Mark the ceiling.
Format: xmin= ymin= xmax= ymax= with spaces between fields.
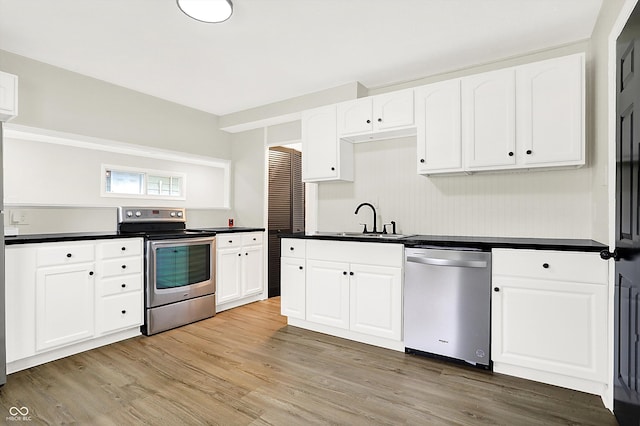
xmin=0 ymin=0 xmax=603 ymax=117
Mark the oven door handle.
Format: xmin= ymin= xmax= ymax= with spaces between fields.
xmin=406 ymin=256 xmax=487 ymax=268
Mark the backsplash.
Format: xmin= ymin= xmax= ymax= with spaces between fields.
xmin=3 ymin=207 xmax=235 ymax=235
xmin=316 ymin=137 xmax=593 ymax=239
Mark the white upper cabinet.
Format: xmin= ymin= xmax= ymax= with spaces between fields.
xmin=415 ymin=79 xmax=463 ymax=174
xmin=301 ymin=52 xmax=585 ymax=179
xmin=417 ymin=52 xmax=585 ymax=175
xmin=0 ymin=71 xmax=18 ymax=122
xmin=463 ymin=68 xmax=517 ymax=170
xmin=516 ymin=53 xmax=584 ymax=167
xmin=302 ymin=104 xmax=354 ymax=182
xmin=372 ymin=90 xmax=415 ymax=132
xmin=337 ymin=89 xmax=415 ymax=142
xmin=337 ymin=98 xmax=372 ymax=136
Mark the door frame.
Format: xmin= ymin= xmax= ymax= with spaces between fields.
xmin=262 ymin=132 xmax=318 ymax=237
xmin=607 ymin=0 xmax=640 ymax=411
xmin=262 ymin=129 xmax=318 ymax=298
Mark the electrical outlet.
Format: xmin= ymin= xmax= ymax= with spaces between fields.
xmin=10 ymin=211 xmax=28 ymax=225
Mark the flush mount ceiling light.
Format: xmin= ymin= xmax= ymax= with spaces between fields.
xmin=177 ymin=0 xmax=233 ymax=23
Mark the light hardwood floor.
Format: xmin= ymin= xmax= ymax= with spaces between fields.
xmin=0 ymin=298 xmax=618 ymax=425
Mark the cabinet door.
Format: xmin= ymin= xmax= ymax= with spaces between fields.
xmin=306 ymin=259 xmax=350 ymax=329
xmin=281 ymin=257 xmax=306 ymax=319
xmin=242 ymin=244 xmax=264 ymax=297
xmin=36 ymin=263 xmax=95 ymax=351
xmin=415 ymin=80 xmax=463 ymax=174
xmin=302 ymin=105 xmax=341 ymax=181
xmin=373 ymin=89 xmax=414 ymax=132
xmin=349 ymin=264 xmax=402 ymax=340
xmin=463 ymin=68 xmax=516 ymax=169
xmin=516 ymin=54 xmax=584 ymax=166
xmin=492 ymin=277 xmax=607 ymax=382
xmin=216 ymin=246 xmax=242 ymax=304
xmin=337 ymin=98 xmax=373 ymax=136
xmin=0 ymin=71 xmax=18 ymax=122
xmin=97 ymin=292 xmax=143 ymax=335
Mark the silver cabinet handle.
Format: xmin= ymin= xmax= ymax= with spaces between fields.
xmin=406 ymin=256 xmax=487 ymax=268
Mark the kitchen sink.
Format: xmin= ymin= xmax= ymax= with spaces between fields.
xmin=312 ymin=231 xmax=412 ymax=240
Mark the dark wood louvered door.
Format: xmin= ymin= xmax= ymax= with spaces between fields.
xmin=268 ymin=147 xmax=304 ymax=297
xmin=612 ymin=33 xmax=640 ymax=426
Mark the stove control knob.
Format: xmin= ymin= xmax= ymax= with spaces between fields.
xmin=126 ymin=211 xmax=133 ymax=218
xmin=135 ymin=211 xmax=142 ymax=217
xmin=170 ymin=212 xmax=176 ymax=217
xmin=177 ymin=211 xmax=183 ymax=217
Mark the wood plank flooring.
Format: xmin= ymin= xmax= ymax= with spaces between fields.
xmin=0 ymin=298 xmax=618 ymax=425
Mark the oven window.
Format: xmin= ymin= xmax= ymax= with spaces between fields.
xmin=155 ymin=244 xmax=211 ymax=289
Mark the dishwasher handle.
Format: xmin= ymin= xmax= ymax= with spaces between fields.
xmin=406 ymin=255 xmax=488 ymax=268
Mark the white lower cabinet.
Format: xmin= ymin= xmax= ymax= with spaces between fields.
xmin=281 ymin=239 xmax=404 ymax=351
xmin=306 ymin=259 xmax=350 ymax=329
xmin=491 ymin=248 xmax=608 ymax=395
xmin=216 ymin=232 xmax=265 ymax=311
xmin=95 ymin=238 xmax=143 ymax=335
xmin=5 ymin=238 xmax=144 ymax=373
xmin=280 ymin=239 xmax=306 ymax=319
xmin=36 ymin=262 xmax=95 ymax=351
xmin=349 ymin=263 xmax=402 ymax=340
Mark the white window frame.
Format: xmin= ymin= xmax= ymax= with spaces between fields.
xmin=101 ymin=164 xmax=187 ymax=201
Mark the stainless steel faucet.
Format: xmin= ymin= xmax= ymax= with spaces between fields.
xmin=354 ymin=202 xmax=378 ymax=234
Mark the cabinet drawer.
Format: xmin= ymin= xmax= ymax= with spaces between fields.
xmin=242 ymin=232 xmax=263 ymax=246
xmin=100 ymin=275 xmax=142 ymax=297
xmin=37 ymin=244 xmax=95 ymax=267
xmin=492 ymin=249 xmax=607 ymax=285
xmin=217 ymin=234 xmax=242 ymax=249
xmin=98 ymin=293 xmax=143 ymax=334
xmin=281 ymin=238 xmax=306 ymax=258
xmin=101 ymin=257 xmax=142 ymax=278
xmin=307 ymin=240 xmax=403 ymax=268
xmin=98 ymin=239 xmax=142 ymax=259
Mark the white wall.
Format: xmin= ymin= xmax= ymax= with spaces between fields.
xmin=588 ymin=0 xmax=627 ymax=244
xmin=317 ymin=138 xmax=593 ymax=238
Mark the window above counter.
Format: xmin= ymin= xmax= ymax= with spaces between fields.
xmin=102 ymin=165 xmax=186 ymax=200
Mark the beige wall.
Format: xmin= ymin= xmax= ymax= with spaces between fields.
xmin=231 ymin=128 xmax=265 ymax=227
xmin=0 ymin=49 xmax=234 ymax=233
xmin=0 ymin=50 xmax=230 ymax=159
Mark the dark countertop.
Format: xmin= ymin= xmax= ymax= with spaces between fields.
xmin=5 ymin=227 xmax=266 ymax=246
xmin=5 ymin=232 xmax=136 ymax=245
xmin=280 ymin=232 xmax=607 ymax=252
xmin=190 ymin=227 xmax=265 ymax=234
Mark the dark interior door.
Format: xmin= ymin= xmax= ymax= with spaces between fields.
xmin=612 ymin=34 xmax=640 ymax=426
xmin=267 ymin=147 xmax=304 ymax=298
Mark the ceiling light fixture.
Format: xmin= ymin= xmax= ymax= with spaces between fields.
xmin=177 ymin=0 xmax=233 ymax=23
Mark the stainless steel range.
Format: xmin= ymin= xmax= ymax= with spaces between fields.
xmin=117 ymin=207 xmax=216 ymax=335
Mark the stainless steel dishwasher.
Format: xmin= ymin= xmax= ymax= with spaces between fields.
xmin=404 ymin=246 xmax=492 ymax=369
